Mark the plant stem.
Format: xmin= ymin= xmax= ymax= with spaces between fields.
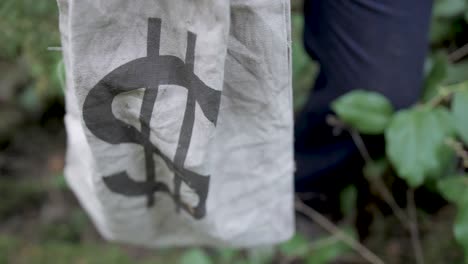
xmin=349 ymin=129 xmax=372 ymax=164
xmin=448 ymin=42 xmax=468 ymax=62
xmin=425 ymin=76 xmax=468 ymax=108
xmin=407 ymin=189 xmax=425 ymax=264
xmin=327 ymin=115 xmax=410 ymax=227
xmin=446 ymin=138 xmax=468 ymax=168
xmin=326 ymin=115 xmax=373 ymax=164
xmin=295 ymin=197 xmax=385 ymax=264
xmin=371 ymin=177 xmax=410 ymax=229
xmin=427 ymin=88 xmax=452 ymax=108
xmin=354 ymin=130 xmax=411 ymax=228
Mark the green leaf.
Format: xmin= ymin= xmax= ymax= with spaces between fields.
xmin=54 ymin=59 xmax=66 ymax=94
xmin=423 ymin=52 xmax=448 ymax=102
xmin=454 ymin=199 xmax=468 ymax=263
xmin=340 ymin=185 xmax=357 ymax=217
xmin=50 ymin=173 xmax=67 ymax=190
xmin=246 ymin=247 xmax=275 ymax=264
xmin=437 ymin=175 xmax=468 ymax=204
xmin=452 ymin=85 xmax=468 ymax=144
xmin=305 ymin=228 xmax=355 ymax=264
xmin=216 ymin=248 xmax=238 ymax=264
xmin=430 ymin=18 xmax=456 ymax=44
xmin=433 ymin=0 xmax=466 ymax=18
xmin=17 ymin=85 xmax=42 ymax=113
xmin=180 ymin=249 xmax=213 ymax=264
xmin=385 ymin=106 xmax=456 ymax=187
xmin=332 ymin=90 xmax=394 ymax=135
xmin=446 ymin=61 xmax=468 ymax=84
xmin=279 ymin=234 xmax=309 ymax=257
xmin=438 ymin=174 xmax=468 ymax=262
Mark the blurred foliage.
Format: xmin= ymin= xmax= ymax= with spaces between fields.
xmin=280 ymin=232 xmax=355 ymax=264
xmin=0 ymin=234 xmax=184 ymax=264
xmin=0 ymin=0 xmax=62 ymax=97
xmin=333 ymin=80 xmax=468 ymax=262
xmin=385 ymin=106 xmax=456 ymax=187
xmin=0 ymin=0 xmax=63 ymax=142
xmin=452 ymin=87 xmax=468 ymax=144
xmin=0 ymin=179 xmax=46 ymax=219
xmin=331 ymin=90 xmax=394 ymax=135
xmin=430 ymin=0 xmax=468 ymax=45
xmin=424 ymin=0 xmax=468 ymax=102
xmin=291 ymin=14 xmax=318 ymax=111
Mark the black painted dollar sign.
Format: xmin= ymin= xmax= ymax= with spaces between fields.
xmin=82 ymin=18 xmax=221 ymax=219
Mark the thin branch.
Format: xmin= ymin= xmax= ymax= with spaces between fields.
xmin=326 ymin=115 xmax=426 ymax=263
xmin=349 ymin=129 xmax=373 ymax=164
xmin=326 ymin=115 xmax=346 ymax=136
xmin=309 ymin=234 xmax=342 ymax=250
xmin=350 ymin=128 xmax=409 ymax=226
xmin=428 ymin=93 xmax=451 ymax=108
xmin=326 ymin=115 xmax=410 ymax=227
xmin=407 ymin=189 xmax=425 ymax=264
xmin=426 ymin=81 xmax=468 ymax=109
xmin=446 ymin=138 xmax=468 ymax=168
xmin=448 ymin=42 xmax=468 ymax=63
xmin=295 ymin=197 xmax=385 ymax=264
xmin=326 ymin=115 xmax=372 ymax=163
xmin=296 ymin=191 xmax=326 ymax=201
xmin=371 ymin=178 xmax=410 ymax=229
xmin=47 ymin=46 xmax=62 ymax=51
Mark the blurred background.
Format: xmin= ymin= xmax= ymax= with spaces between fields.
xmin=1 ymin=0 xmax=468 ymax=263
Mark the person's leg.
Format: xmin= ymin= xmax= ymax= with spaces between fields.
xmin=295 ymin=0 xmax=433 ymax=208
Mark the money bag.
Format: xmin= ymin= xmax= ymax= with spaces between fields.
xmin=58 ymin=0 xmax=294 ymax=247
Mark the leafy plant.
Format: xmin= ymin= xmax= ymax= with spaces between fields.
xmin=180 ymin=249 xmax=213 ymax=264
xmin=385 ymin=106 xmax=455 ymax=187
xmin=280 ymin=233 xmax=354 ymax=264
xmin=331 ymin=90 xmax=394 ymax=135
xmin=331 ymin=79 xmax=468 ymax=262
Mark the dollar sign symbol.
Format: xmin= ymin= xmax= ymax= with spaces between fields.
xmin=82 ymin=18 xmax=221 ymax=219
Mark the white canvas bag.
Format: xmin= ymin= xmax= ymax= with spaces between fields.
xmin=58 ymin=0 xmax=294 ymax=247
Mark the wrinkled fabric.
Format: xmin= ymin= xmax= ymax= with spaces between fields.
xmin=58 ymin=0 xmax=293 ymax=247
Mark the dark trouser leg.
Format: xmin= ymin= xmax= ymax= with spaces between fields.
xmin=295 ymin=0 xmax=433 ymax=207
